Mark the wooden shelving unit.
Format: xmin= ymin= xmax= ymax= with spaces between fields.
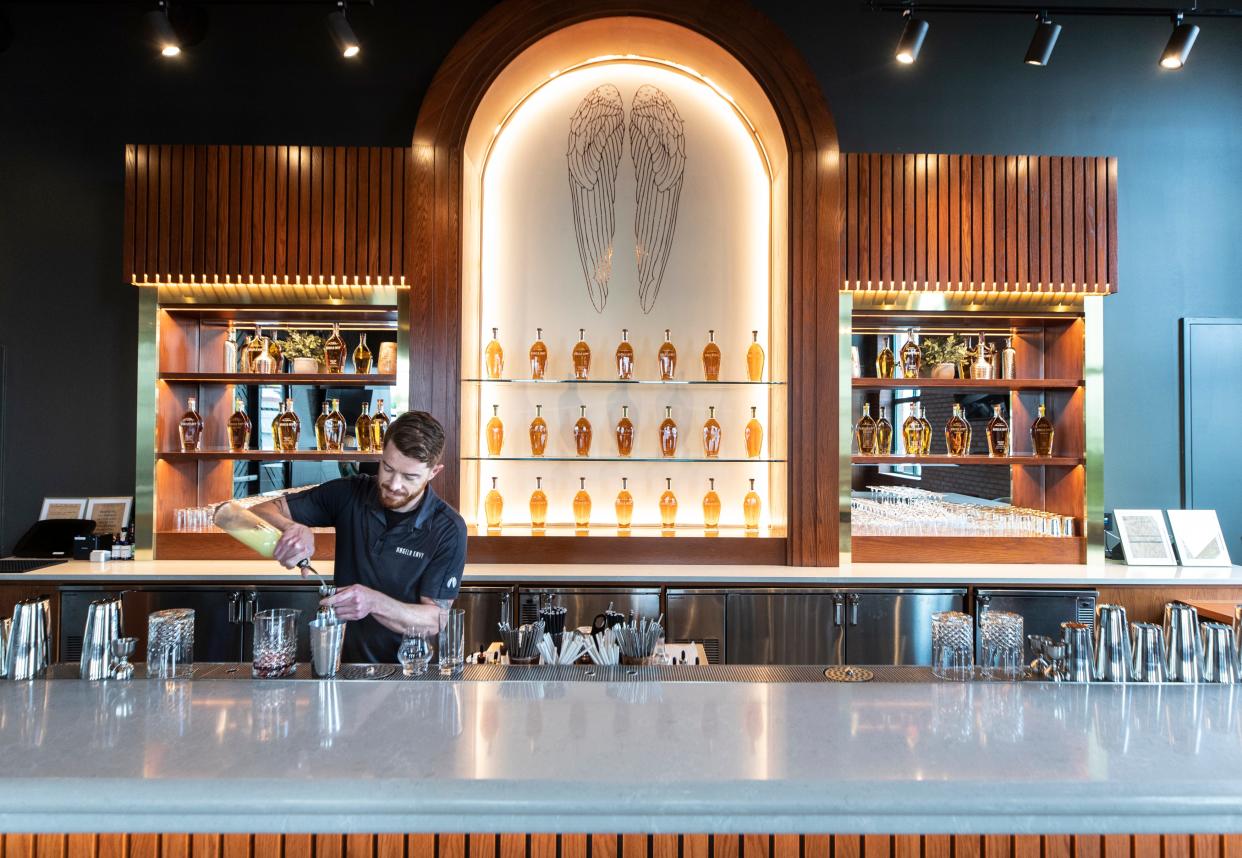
xmin=851 ymin=454 xmax=1082 ymax=467
xmin=158 ymin=450 xmax=380 ymax=462
xmin=160 ymin=372 xmax=396 ymax=386
xmin=851 ymin=378 xmax=1082 ymax=391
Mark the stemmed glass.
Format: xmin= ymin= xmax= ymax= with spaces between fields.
xmin=398 ymin=628 xmax=432 ymax=676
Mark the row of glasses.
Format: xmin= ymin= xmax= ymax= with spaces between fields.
xmin=853 ymin=487 xmax=1075 ymax=538
xmin=173 ymin=506 xmax=216 ymax=531
xmin=397 ymin=608 xmax=465 ymax=676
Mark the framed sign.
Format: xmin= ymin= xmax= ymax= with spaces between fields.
xmin=1167 ymin=509 xmax=1233 ymax=567
xmin=1114 ymin=509 xmax=1177 ymax=566
xmin=40 ymin=497 xmax=88 ymax=520
xmin=86 ymin=496 xmax=133 ymax=536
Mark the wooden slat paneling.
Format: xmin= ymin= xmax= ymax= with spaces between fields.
xmin=123 ymin=144 xmax=410 ymax=284
xmin=842 ymin=152 xmax=1117 ymax=293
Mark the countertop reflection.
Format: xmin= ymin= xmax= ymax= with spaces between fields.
xmin=1 ymin=678 xmax=1241 ymax=834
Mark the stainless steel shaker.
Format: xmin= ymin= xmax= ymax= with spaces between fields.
xmin=1061 ymin=621 xmax=1095 ymax=683
xmin=1130 ymin=622 xmax=1167 ymax=682
xmin=6 ymin=596 xmax=52 ymax=680
xmin=1093 ymin=604 xmax=1131 ymax=682
xmin=1201 ymin=622 xmax=1238 ymax=684
xmin=1163 ymin=602 xmax=1204 ymax=683
xmin=80 ymin=597 xmax=125 ymax=680
xmin=0 ymin=617 xmax=11 ymax=679
xmin=309 ymin=618 xmax=345 ymax=678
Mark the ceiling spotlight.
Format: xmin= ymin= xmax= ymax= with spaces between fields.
xmin=1160 ymin=14 xmax=1200 ymax=69
xmin=326 ymin=2 xmax=361 ymax=59
xmin=145 ymin=1 xmax=181 ymax=58
xmin=895 ymin=11 xmax=929 ymax=64
xmin=1024 ymin=13 xmax=1062 ymax=66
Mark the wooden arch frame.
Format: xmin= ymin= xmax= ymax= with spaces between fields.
xmin=409 ymin=0 xmax=841 ymax=566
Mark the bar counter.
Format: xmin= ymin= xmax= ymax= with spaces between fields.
xmin=2 ymin=672 xmax=1241 ymax=835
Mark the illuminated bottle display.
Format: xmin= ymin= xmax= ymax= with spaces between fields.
xmin=352 ymin=333 xmax=372 ymax=374
xmin=615 ymin=405 xmax=634 ymax=457
xmin=484 ymin=327 xmax=504 ymax=379
xmin=702 ymin=478 xmax=721 ymax=531
xmin=902 ymin=407 xmax=923 ymax=456
xmin=658 ymin=329 xmax=678 ymax=381
xmin=529 ymin=477 xmax=548 ymax=531
xmin=324 ymin=399 xmax=346 ymax=452
xmin=1031 ymin=403 xmax=1056 ymax=457
xmin=659 ymin=406 xmax=679 ymax=458
xmin=702 ymin=330 xmax=721 ymax=381
xmin=572 ymin=477 xmax=592 ymax=529
xmin=743 ymin=478 xmax=761 ymax=531
xmin=875 ymin=405 xmax=893 ymax=455
xmin=615 ymin=328 xmax=634 ymax=380
xmin=746 ymin=330 xmax=765 ymax=383
xmin=659 ymin=478 xmax=678 ymax=530
xmin=702 ymin=406 xmax=722 ymax=458
xmin=178 ymin=396 xmax=204 ymax=452
xmin=273 ymin=398 xmax=300 ymax=452
xmin=355 ymin=401 xmax=373 ymax=452
xmin=615 ymin=477 xmax=634 ymax=530
xmin=944 ymin=403 xmax=972 ymax=457
xmin=745 ymin=406 xmax=763 ymax=458
xmin=486 ymin=404 xmax=504 ymax=456
xmin=484 ymin=477 xmax=503 ymax=531
xmin=854 ymin=402 xmax=878 ymax=455
xmin=573 ymin=405 xmax=593 ymax=457
xmin=917 ymin=403 xmax=933 ymax=455
xmin=899 ymin=330 xmax=921 ymax=379
xmin=371 ymin=399 xmax=389 ymax=450
xmin=323 ymin=322 xmax=347 ymax=374
xmin=876 ymin=336 xmax=896 ymax=379
xmin=528 ymin=405 xmax=548 ymax=456
xmin=986 ymin=404 xmax=1010 ymax=457
xmin=572 ymin=328 xmax=591 ymax=380
xmin=529 ymin=328 xmax=548 ymax=379
xmin=227 ymin=396 xmax=251 ymax=452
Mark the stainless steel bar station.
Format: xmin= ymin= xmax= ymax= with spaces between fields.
xmin=2 ymin=0 xmax=1242 ymax=856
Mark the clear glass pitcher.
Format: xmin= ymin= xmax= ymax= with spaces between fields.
xmin=214 ymin=500 xmax=281 ymax=557
xmin=253 ymin=608 xmax=300 ymax=678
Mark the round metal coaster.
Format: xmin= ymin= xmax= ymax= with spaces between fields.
xmin=340 ymin=664 xmax=397 ymax=680
xmin=824 ymin=665 xmax=874 ymax=682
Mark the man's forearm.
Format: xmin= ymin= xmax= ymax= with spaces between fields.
xmin=368 ymin=594 xmax=441 ymax=636
xmin=250 ymin=497 xmax=297 ymax=530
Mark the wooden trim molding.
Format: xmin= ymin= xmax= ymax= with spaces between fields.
xmin=409 ymin=0 xmax=843 ymax=567
xmin=842 ymin=153 xmax=1117 ymax=294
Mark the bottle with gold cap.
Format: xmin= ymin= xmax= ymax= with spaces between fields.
xmin=657 ymin=329 xmax=677 ymax=381
xmin=615 ymin=328 xmax=634 ymax=380
xmin=529 ymin=477 xmax=547 ymax=532
xmin=314 ymin=401 xmax=331 ymax=451
xmin=659 ymin=478 xmax=678 ymax=531
xmin=986 ymin=404 xmax=1010 ymax=457
xmin=746 ymin=330 xmax=765 ymax=383
xmin=702 ymin=478 xmax=721 ymax=531
xmin=268 ymin=329 xmax=285 ymax=373
xmin=273 ymin=398 xmax=301 ymax=452
xmin=917 ymin=403 xmax=933 ymax=455
xmin=355 ymin=401 xmax=373 ymax=452
xmin=854 ymin=403 xmax=878 ymax=455
xmin=945 ymin=403 xmax=972 ymax=457
xmin=745 ymin=406 xmax=763 ymax=458
xmin=1031 ymin=403 xmax=1055 ymax=457
xmin=484 ymin=477 xmax=503 ymax=531
xmin=659 ymin=406 xmax=679 ymax=457
xmin=615 ymin=406 xmax=634 ymax=457
xmin=324 ymin=323 xmax=347 ymax=374
xmin=484 ymin=327 xmax=504 ymax=379
xmin=702 ymin=330 xmax=721 ymax=381
xmin=486 ymin=404 xmax=504 ymax=456
xmin=743 ymin=479 xmax=761 ymax=532
xmin=902 ymin=406 xmax=923 ymax=456
xmin=573 ymin=405 xmax=592 ymax=456
xmin=875 ymin=336 xmax=896 ymax=379
xmin=875 ymin=405 xmax=893 ymax=455
xmin=899 ymin=330 xmax=921 ymax=379
xmin=572 ymin=328 xmax=591 ymax=380
xmin=573 ymin=477 xmax=592 ymax=530
xmin=702 ymin=406 xmax=722 ymax=458
xmin=615 ymin=477 xmax=634 ymax=531
xmin=227 ymin=395 xmax=251 ymax=452
xmin=352 ymin=333 xmax=372 ymax=374
xmin=528 ymin=405 xmax=548 ymax=456
xmin=371 ymin=398 xmax=390 ymax=450
xmin=324 ymin=399 xmax=346 ymax=451
xmin=177 ymin=396 xmax=204 ymax=453
xmin=529 ymin=328 xmax=548 ymax=379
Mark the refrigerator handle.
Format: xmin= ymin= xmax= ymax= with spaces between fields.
xmin=977 ymin=593 xmax=991 ymax=617
xmin=847 ymin=593 xmax=861 ymax=626
xmin=244 ymin=591 xmax=258 ymax=622
xmin=832 ymin=593 xmax=845 ymax=626
xmin=228 ymin=592 xmax=242 ymax=624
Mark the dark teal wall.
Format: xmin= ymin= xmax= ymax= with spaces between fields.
xmin=1 ymin=2 xmax=1239 ymax=553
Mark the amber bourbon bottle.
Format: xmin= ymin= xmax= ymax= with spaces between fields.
xmin=854 ymin=402 xmax=878 ymax=455
xmin=226 ymin=396 xmax=251 ymax=452
xmin=944 ymin=403 xmax=972 ymax=456
xmin=615 ymin=329 xmax=634 ymax=380
xmin=529 ymin=477 xmax=548 ymax=532
xmin=659 ymin=478 xmax=678 ymax=531
xmin=573 ymin=478 xmax=592 ymax=530
xmin=273 ymin=398 xmax=301 ymax=452
xmin=899 ymin=330 xmax=922 ymax=379
xmin=614 ymin=406 xmax=634 ymax=457
xmin=352 ymin=333 xmax=372 ymax=374
xmin=324 ymin=399 xmax=346 ymax=451
xmin=572 ymin=328 xmax=592 ymax=380
xmin=743 ymin=479 xmax=762 ymax=532
xmin=659 ymin=406 xmax=679 ymax=457
xmin=702 ymin=478 xmax=722 ymax=531
xmin=484 ymin=327 xmax=504 ymax=379
xmin=745 ymin=406 xmax=763 ymax=458
xmin=529 ymin=328 xmax=548 ymax=379
xmin=355 ymin=401 xmax=373 ymax=452
xmin=615 ymin=477 xmax=634 ymax=530
xmin=746 ymin=330 xmax=765 ymax=383
xmin=1031 ymin=403 xmax=1055 ymax=457
xmin=985 ymin=404 xmax=1010 ymax=457
xmin=573 ymin=406 xmax=593 ymax=456
xmin=484 ymin=477 xmax=503 ymax=531
xmin=702 ymin=406 xmax=722 ymax=458
xmin=917 ymin=404 xmax=933 ymax=455
xmin=702 ymin=330 xmax=721 ymax=381
xmin=371 ymin=399 xmax=390 ymax=449
xmin=902 ymin=406 xmax=923 ymax=456
xmin=528 ymin=405 xmax=548 ymax=456
xmin=324 ymin=322 xmax=347 ymax=374
xmin=177 ymin=396 xmax=204 ymax=452
xmin=875 ymin=336 xmax=896 ymax=379
xmin=658 ymin=330 xmax=678 ymax=380
xmin=486 ymin=404 xmax=504 ymax=456
xmin=875 ymin=406 xmax=893 ymax=455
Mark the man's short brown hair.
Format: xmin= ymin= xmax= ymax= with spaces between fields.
xmin=383 ymin=411 xmax=446 ymax=466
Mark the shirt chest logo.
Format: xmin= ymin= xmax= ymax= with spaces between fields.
xmin=394 ymin=546 xmax=426 ymax=559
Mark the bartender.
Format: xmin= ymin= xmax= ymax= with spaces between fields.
xmin=251 ymin=410 xmax=467 ymax=663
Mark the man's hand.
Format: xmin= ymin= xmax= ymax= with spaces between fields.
xmin=274 ymin=523 xmax=315 ymax=569
xmin=323 ymin=584 xmax=382 ymax=622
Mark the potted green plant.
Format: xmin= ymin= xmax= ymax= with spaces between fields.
xmin=919 ymin=335 xmax=967 ymax=379
xmin=283 ymin=331 xmax=325 ymax=374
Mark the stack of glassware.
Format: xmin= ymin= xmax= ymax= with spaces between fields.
xmin=852 ymin=486 xmax=1075 ymax=538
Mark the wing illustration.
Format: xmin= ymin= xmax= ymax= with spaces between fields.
xmin=567 ymin=84 xmax=625 ymax=313
xmin=629 ymin=84 xmax=686 ymax=314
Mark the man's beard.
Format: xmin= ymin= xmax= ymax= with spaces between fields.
xmin=380 ymin=487 xmax=416 ymax=510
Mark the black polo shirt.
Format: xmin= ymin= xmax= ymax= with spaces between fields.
xmin=286 ymin=476 xmax=466 ymax=663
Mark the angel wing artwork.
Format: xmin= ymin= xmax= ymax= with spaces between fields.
xmin=629 ymin=84 xmax=686 ymax=314
xmin=567 ymin=84 xmax=626 ymax=313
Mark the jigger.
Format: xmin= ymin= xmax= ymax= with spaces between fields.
xmin=1094 ymin=604 xmax=1131 ymax=682
xmin=1130 ymin=622 xmax=1167 ymax=683
xmin=6 ymin=596 xmax=51 ymax=680
xmin=1163 ymin=602 xmax=1204 ymax=683
xmin=1061 ymin=621 xmax=1095 ymax=683
xmin=1201 ymin=622 xmax=1238 ymax=684
xmin=80 ymin=597 xmax=124 ymax=680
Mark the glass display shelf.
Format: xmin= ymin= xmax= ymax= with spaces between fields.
xmin=462 ymin=378 xmax=785 ymax=386
xmin=160 ymin=372 xmax=395 ymax=386
xmin=158 ymin=450 xmax=379 ymax=462
xmin=468 ymin=523 xmax=786 ymax=538
xmin=851 ymin=454 xmax=1082 ymax=466
xmin=464 ymin=456 xmax=786 ymax=463
xmin=851 ymin=378 xmax=1082 ymax=390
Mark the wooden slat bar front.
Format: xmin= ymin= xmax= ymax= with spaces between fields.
xmin=842 ymin=152 xmax=1117 ymax=293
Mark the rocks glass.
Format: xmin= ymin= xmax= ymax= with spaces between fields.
xmin=980 ymin=610 xmax=1024 ymax=680
xmin=931 ymin=611 xmax=974 ymax=681
xmin=147 ymin=608 xmax=194 ymax=679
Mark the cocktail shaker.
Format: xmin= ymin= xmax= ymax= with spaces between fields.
xmin=1061 ymin=621 xmax=1094 ymax=683
xmin=1130 ymin=622 xmax=1167 ymax=683
xmin=1201 ymin=622 xmax=1238 ymax=684
xmin=6 ymin=596 xmax=51 ymax=680
xmin=1093 ymin=604 xmax=1131 ymax=682
xmin=80 ymin=597 xmax=124 ymax=680
xmin=0 ymin=617 xmax=11 ymax=678
xmin=1163 ymin=602 xmax=1203 ymax=683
